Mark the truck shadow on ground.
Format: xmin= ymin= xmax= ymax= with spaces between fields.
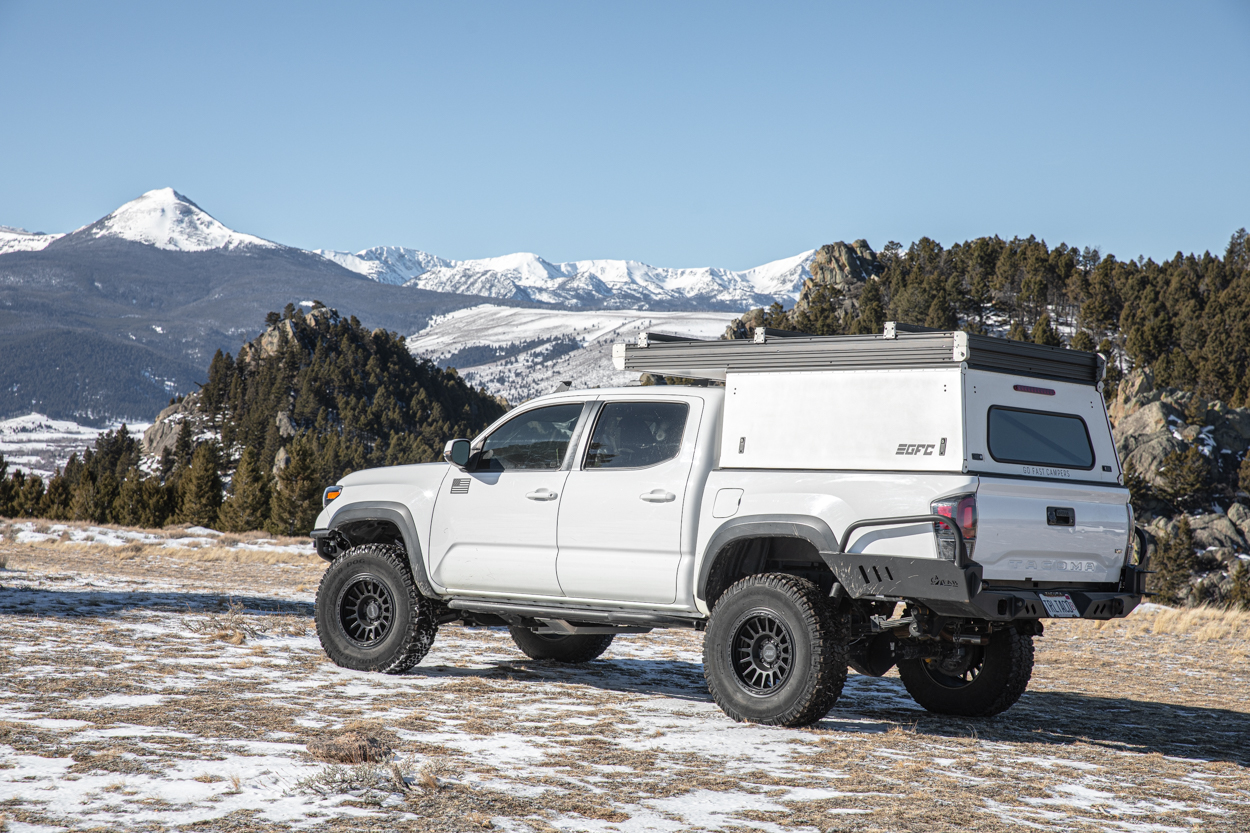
xmin=0 ymin=583 xmax=314 ymax=618
xmin=442 ymin=657 xmax=1250 ymax=767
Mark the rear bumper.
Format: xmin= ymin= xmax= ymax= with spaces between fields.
xmin=822 ymin=549 xmax=1146 ymax=621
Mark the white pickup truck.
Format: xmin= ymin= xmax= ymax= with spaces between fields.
xmin=310 ymin=323 xmax=1147 ymax=727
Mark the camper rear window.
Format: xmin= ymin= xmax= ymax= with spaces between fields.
xmin=987 ymin=406 xmax=1095 ymax=470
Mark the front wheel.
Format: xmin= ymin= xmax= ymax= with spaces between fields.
xmin=896 ymin=627 xmax=1034 ymax=717
xmin=508 ymin=627 xmax=614 ymax=663
xmin=315 ymin=543 xmax=439 ymax=674
xmin=703 ymin=573 xmax=848 ymax=727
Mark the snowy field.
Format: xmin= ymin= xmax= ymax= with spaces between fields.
xmin=0 ymin=414 xmax=150 ymax=481
xmin=407 ymin=306 xmax=741 ymax=404
xmin=0 ymin=532 xmax=1248 ymax=832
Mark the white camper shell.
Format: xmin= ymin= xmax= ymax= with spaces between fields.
xmin=613 ymin=323 xmax=1145 ymax=622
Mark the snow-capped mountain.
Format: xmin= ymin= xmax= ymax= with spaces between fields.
xmin=314 ymin=246 xmax=451 ymax=285
xmin=67 ymin=188 xmax=279 ymax=252
xmin=319 ymin=246 xmax=817 ymax=309
xmin=0 ymin=226 xmax=62 ymax=255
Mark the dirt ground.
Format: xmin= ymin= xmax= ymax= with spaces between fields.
xmin=0 ymin=535 xmax=1248 ymax=833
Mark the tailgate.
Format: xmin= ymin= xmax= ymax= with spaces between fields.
xmin=975 ymin=477 xmax=1130 ymax=584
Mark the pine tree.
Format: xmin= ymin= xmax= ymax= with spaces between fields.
xmin=267 ymin=436 xmax=323 ymax=536
xmin=178 ymin=442 xmax=224 ymax=528
xmin=69 ymin=476 xmax=97 ymax=522
xmin=173 ymin=421 xmax=194 ymax=469
xmin=848 ymin=280 xmax=886 ymax=335
xmin=1157 ymin=446 xmax=1212 ymax=513
xmin=1148 ymin=517 xmax=1197 ymax=605
xmin=218 ymin=448 xmax=271 ymax=533
xmin=1227 ymin=559 xmax=1250 ymax=611
xmin=0 ymin=454 xmax=15 ymax=517
xmin=1030 ymin=312 xmax=1062 ymax=346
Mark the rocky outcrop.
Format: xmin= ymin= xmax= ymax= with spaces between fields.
xmin=804 ymin=240 xmax=882 ymax=290
xmin=142 ymin=391 xmax=210 ymax=458
xmin=722 ymin=240 xmax=881 ymax=339
xmin=1110 ymin=368 xmax=1250 ymax=491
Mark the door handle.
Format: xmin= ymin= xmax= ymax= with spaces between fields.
xmin=525 ymin=489 xmax=558 ymax=501
xmin=639 ymin=490 xmax=676 ymax=503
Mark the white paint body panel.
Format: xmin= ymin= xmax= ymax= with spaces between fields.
xmin=429 ymin=468 xmax=568 ymax=596
xmin=721 ymin=369 xmax=965 ymax=471
xmin=975 ymin=477 xmax=1130 ymax=583
xmin=556 ymin=395 xmax=705 ymax=604
xmin=962 ymin=369 xmax=1121 ymax=485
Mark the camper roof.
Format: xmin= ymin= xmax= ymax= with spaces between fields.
xmin=612 ymin=322 xmax=1104 ymax=386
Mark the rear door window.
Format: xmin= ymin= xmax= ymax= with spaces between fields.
xmin=584 ymin=402 xmax=689 ymax=469
xmin=987 ymin=406 xmax=1095 ymax=469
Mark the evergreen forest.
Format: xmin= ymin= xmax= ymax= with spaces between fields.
xmin=0 ymin=303 xmax=507 ymax=535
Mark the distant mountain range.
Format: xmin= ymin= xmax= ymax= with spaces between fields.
xmin=315 ymin=246 xmax=815 ymax=309
xmin=1 ymin=188 xmax=817 ymax=423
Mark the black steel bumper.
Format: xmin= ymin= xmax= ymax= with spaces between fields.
xmin=820 ymin=526 xmax=1149 ymax=622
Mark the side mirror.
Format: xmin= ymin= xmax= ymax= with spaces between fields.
xmin=443 ymin=438 xmax=472 ymax=470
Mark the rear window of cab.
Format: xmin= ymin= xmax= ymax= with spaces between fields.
xmin=987 ymin=406 xmax=1095 ymax=470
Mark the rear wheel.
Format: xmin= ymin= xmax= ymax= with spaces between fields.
xmin=315 ymin=543 xmax=439 ymax=674
xmin=508 ymin=627 xmax=614 ymax=663
xmin=703 ymin=573 xmax=847 ymax=727
xmin=896 ymin=627 xmax=1034 ymax=717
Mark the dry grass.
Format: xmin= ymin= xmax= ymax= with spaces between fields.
xmin=2 ymin=540 xmax=1250 ymax=832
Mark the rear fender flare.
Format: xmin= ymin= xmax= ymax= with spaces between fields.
xmin=328 ymin=502 xmax=438 ymax=598
xmin=696 ymin=514 xmax=839 ymax=604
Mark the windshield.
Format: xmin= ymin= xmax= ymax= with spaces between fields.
xmin=987 ymin=406 xmax=1095 ymax=469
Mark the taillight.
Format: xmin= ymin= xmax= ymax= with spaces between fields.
xmin=931 ymin=493 xmax=977 ymax=561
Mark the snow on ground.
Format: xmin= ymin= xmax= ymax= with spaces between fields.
xmin=6 ymin=521 xmax=314 ymax=556
xmin=0 ymin=540 xmax=1247 ymax=831
xmin=0 ymin=414 xmax=149 ymax=481
xmin=407 ymin=305 xmax=741 ymax=404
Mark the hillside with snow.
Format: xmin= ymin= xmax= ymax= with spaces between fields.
xmin=0 ymin=226 xmax=62 ymax=255
xmin=0 ymin=413 xmax=148 ymax=480
xmin=407 ymin=305 xmax=740 ymax=403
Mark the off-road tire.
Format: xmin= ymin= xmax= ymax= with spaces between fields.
xmin=896 ymin=627 xmax=1034 ymax=717
xmin=703 ymin=573 xmax=848 ymax=727
xmin=315 ymin=543 xmax=438 ymax=674
xmin=508 ymin=627 xmax=614 ymax=663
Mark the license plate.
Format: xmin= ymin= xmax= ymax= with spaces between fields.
xmin=1039 ymin=591 xmax=1080 ymax=618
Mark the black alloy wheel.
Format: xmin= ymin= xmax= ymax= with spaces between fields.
xmin=730 ymin=610 xmax=795 ymax=694
xmin=336 ymin=575 xmax=395 ymax=647
xmin=919 ymin=643 xmax=985 ymax=688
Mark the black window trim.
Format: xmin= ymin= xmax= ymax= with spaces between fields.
xmin=471 ymin=400 xmax=591 ymax=473
xmin=580 ymin=400 xmax=691 ymax=472
xmin=985 ymin=404 xmax=1096 ymax=471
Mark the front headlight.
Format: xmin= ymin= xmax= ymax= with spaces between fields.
xmin=323 ymin=485 xmax=343 ymax=507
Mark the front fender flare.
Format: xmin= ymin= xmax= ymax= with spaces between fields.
xmin=695 ymin=514 xmax=839 ymax=604
xmin=323 ymin=501 xmax=438 ymax=598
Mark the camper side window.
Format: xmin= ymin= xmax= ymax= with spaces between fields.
xmin=987 ymin=406 xmax=1095 ymax=469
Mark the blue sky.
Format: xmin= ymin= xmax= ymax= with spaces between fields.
xmin=1 ymin=1 xmax=1247 ymax=269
